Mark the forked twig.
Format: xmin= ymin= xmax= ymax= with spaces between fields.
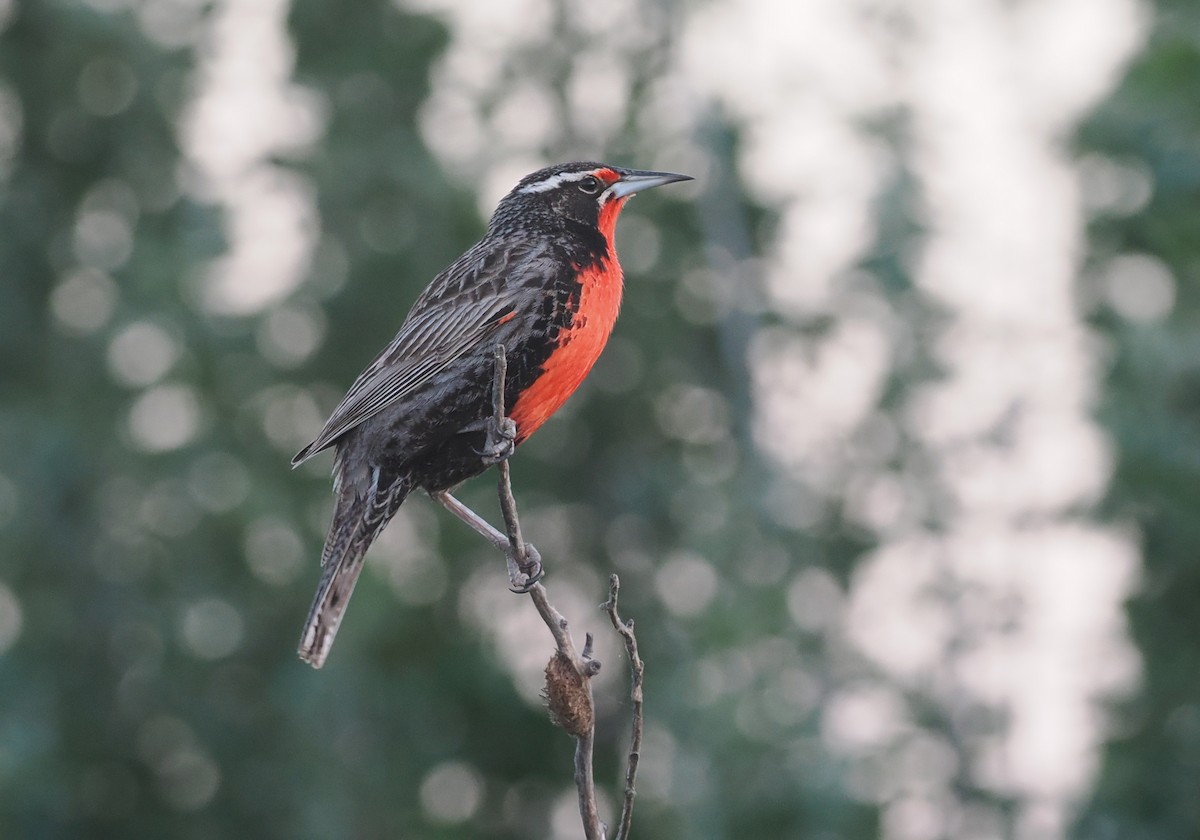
xmin=602 ymin=574 xmax=643 ymax=840
xmin=432 ymin=344 xmax=645 ymax=840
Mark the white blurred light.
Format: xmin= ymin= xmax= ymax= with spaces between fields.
xmin=459 ymin=566 xmax=617 ymax=705
xmin=763 ymin=667 xmax=822 ymax=728
xmin=399 ymin=0 xmax=554 ymax=52
xmin=821 ymin=683 xmax=910 ymax=755
xmin=845 ymin=471 xmax=912 ymax=534
xmin=736 ymin=538 xmax=791 ymax=586
xmin=182 ymin=0 xmax=323 ymax=314
xmin=370 ymin=503 xmax=448 ymax=605
xmin=654 ymin=551 xmax=718 ymax=618
xmin=1104 ymin=252 xmax=1175 ymax=323
xmin=618 ymin=215 xmax=661 ymax=275
xmin=874 ymin=6 xmax=1146 ymax=821
xmin=128 ymin=385 xmax=202 ymax=452
xmin=1013 ymin=0 xmax=1148 ymax=131
xmin=420 ymin=761 xmax=483 ymax=824
xmin=654 ymin=384 xmax=730 ymax=445
xmin=785 ymin=567 xmax=843 ymax=633
xmin=73 ymin=209 xmax=134 ymax=270
xmin=882 ymin=796 xmax=946 ymax=840
xmin=897 ymin=734 xmax=959 ymax=795
xmin=138 ymin=0 xmax=207 ymax=48
xmin=637 ymin=724 xmax=678 ymax=802
xmin=1078 ymin=153 xmax=1153 ymax=217
xmin=195 ymin=171 xmax=320 ymax=314
xmin=567 ymin=51 xmax=629 ymax=141
xmin=0 ymin=80 xmax=23 ymax=181
xmin=0 ymin=581 xmax=23 ymax=654
xmin=549 ymin=785 xmax=614 ymax=840
xmin=156 ymin=748 xmax=221 ymax=811
xmin=378 ymin=546 xmax=447 ymax=606
xmin=565 ymin=0 xmax=645 ymax=42
xmin=846 ymin=539 xmax=953 ymax=680
xmin=750 ymin=319 xmax=890 ymax=466
xmin=51 ymin=268 xmax=118 ymax=334
xmin=244 ymin=517 xmax=305 ymax=587
xmin=256 ymin=304 xmax=326 ymax=368
xmin=107 ymin=321 xmax=179 ymax=387
xmin=417 ymin=89 xmax=484 ymax=168
xmin=259 ymin=385 xmax=323 ymax=452
xmin=180 ymin=598 xmax=244 ymax=659
xmin=491 ymin=83 xmax=557 ymax=149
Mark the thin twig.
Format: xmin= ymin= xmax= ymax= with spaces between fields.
xmin=602 ymin=575 xmax=644 ymax=840
xmin=490 ymin=346 xmax=527 ymax=568
xmin=432 ymin=343 xmax=646 ymax=840
xmin=490 ymin=344 xmax=604 ymax=840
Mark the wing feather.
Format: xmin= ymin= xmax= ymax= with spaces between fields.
xmin=292 ymin=242 xmax=541 ymax=466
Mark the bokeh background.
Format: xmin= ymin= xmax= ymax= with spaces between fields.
xmin=2 ymin=0 xmax=1198 ymax=837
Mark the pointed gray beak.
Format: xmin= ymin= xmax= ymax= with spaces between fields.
xmin=608 ymin=169 xmax=693 ymax=200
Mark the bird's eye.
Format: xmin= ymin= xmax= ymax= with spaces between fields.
xmin=577 ymin=176 xmax=601 ymax=195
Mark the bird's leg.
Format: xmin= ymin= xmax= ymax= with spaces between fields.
xmin=430 ymin=490 xmax=507 ymax=551
xmin=430 ymin=490 xmax=542 ymax=591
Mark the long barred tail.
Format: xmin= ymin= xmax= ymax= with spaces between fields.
xmin=298 ymin=471 xmax=412 ymax=668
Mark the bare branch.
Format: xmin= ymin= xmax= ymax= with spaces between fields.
xmin=432 ymin=343 xmax=645 ymax=840
xmin=490 ymin=346 xmax=531 ymax=575
xmin=486 ymin=344 xmax=603 ymax=838
xmin=602 ymin=575 xmax=644 ymax=840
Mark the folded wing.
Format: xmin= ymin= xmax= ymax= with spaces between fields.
xmin=292 ymin=246 xmax=531 ymax=466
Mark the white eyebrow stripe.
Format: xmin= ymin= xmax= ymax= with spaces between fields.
xmin=519 ymin=170 xmax=596 ymax=194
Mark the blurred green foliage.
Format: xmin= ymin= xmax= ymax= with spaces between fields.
xmin=1075 ymin=1 xmax=1200 ymax=838
xmin=1 ymin=0 xmax=1198 ymax=839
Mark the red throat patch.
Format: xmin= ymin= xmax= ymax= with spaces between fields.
xmin=508 ymin=196 xmax=628 ymax=441
xmin=597 ymin=194 xmax=628 ymax=243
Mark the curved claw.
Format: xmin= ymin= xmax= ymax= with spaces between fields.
xmin=508 ymin=575 xmax=543 ymax=594
xmin=479 ymin=440 xmax=515 ymax=465
xmin=480 ymin=417 xmax=518 ymax=465
xmin=507 ymin=543 xmax=544 ymax=593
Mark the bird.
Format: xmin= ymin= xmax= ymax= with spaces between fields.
xmin=292 ymin=162 xmax=692 ymax=668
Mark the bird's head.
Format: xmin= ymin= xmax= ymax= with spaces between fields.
xmin=490 ymin=162 xmax=692 ymax=237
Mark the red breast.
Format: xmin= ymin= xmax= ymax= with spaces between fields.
xmin=508 ymin=196 xmax=629 ymax=441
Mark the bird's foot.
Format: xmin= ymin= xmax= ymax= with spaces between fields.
xmin=480 ymin=416 xmax=517 ymax=465
xmin=506 ymin=543 xmax=544 ymax=593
